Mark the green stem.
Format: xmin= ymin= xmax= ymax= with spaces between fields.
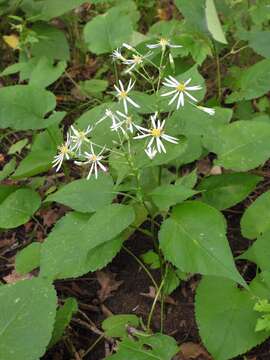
xmin=82 ymin=334 xmax=104 ymax=358
xmin=156 ymin=50 xmax=165 ymax=92
xmin=113 ymin=61 xmax=119 ymax=84
xmin=214 ymin=44 xmax=222 ymax=103
xmin=147 ymin=276 xmax=165 ymax=331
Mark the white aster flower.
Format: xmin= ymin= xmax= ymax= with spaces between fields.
xmin=111 ymin=111 xmax=136 ymax=135
xmin=196 ymin=105 xmax=215 ymax=116
xmin=75 ymin=143 xmax=107 ymax=180
xmin=97 ymin=108 xmax=119 ymax=127
xmin=123 ymin=52 xmax=152 ymax=73
xmin=146 ymin=37 xmax=182 ymax=51
xmin=161 ymin=76 xmax=202 ymax=109
xmin=70 ymin=125 xmax=92 ymax=154
xmin=111 ymin=48 xmax=126 ymax=62
xmin=134 ymin=113 xmax=178 ymax=154
xmin=122 ymin=43 xmax=135 ymax=51
xmin=145 ymin=146 xmax=157 ymax=160
xmin=114 ymin=79 xmax=140 ymax=114
xmin=52 ymin=134 xmax=72 ymax=172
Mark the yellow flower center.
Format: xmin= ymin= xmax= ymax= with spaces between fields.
xmin=119 ymin=91 xmax=127 ymax=98
xmin=126 ymin=116 xmax=132 ymax=124
xmin=79 ymin=131 xmax=86 ymax=139
xmin=151 ymin=128 xmax=162 ymax=137
xmin=159 ymin=38 xmax=169 ymax=47
xmin=59 ymin=145 xmax=69 ymax=154
xmin=176 ymin=83 xmax=186 ymax=92
xmin=133 ymin=55 xmax=142 ymax=64
xmin=91 ymin=154 xmax=97 ymax=162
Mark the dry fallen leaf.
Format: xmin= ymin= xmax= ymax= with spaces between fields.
xmin=96 ymin=271 xmax=123 ymax=302
xmin=196 ymin=158 xmax=212 ymax=175
xmin=209 ymin=165 xmax=222 ymax=175
xmin=3 ymin=34 xmax=19 ymax=49
xmin=175 ymin=342 xmax=211 ymax=360
xmin=3 ymin=270 xmax=32 ymax=284
xmin=41 ymin=208 xmax=62 ymax=227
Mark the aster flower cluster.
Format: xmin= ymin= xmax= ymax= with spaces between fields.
xmin=53 ymin=37 xmax=215 ymax=179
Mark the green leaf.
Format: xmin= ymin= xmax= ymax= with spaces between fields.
xmin=141 ymin=250 xmax=160 ymax=270
xmin=167 ymin=105 xmax=231 ymax=137
xmin=159 ymin=201 xmax=245 ymax=286
xmin=29 ymin=57 xmax=67 ymax=88
xmin=79 ymin=79 xmax=108 ymax=96
xmin=0 ymin=158 xmax=16 ymax=181
xmin=49 ymin=298 xmax=78 ymax=348
xmin=241 ymin=190 xmax=270 ymax=239
xmin=163 ymin=267 xmax=181 ymax=295
xmin=102 ymin=314 xmax=139 ymax=337
xmin=149 ymin=184 xmax=198 ymax=211
xmin=0 ymin=188 xmax=41 ymax=229
xmin=107 ymin=333 xmax=179 ymax=360
xmin=40 ymin=204 xmax=135 ymax=279
xmin=45 ymin=173 xmax=115 ymax=213
xmin=84 ymin=7 xmax=133 ymax=55
xmin=0 ymin=85 xmax=56 ymax=130
xmin=31 ymin=23 xmax=70 ymax=61
xmin=243 ymin=31 xmax=270 ymax=59
xmin=174 ymin=0 xmax=208 ymax=33
xmin=171 ymin=135 xmax=202 ymax=167
xmin=210 ymin=121 xmax=270 ymax=171
xmin=83 ymin=203 xmax=147 ymax=273
xmin=8 ymin=139 xmax=28 ymax=155
xmin=0 ymin=278 xmax=57 ymax=360
xmin=12 ymin=127 xmax=61 ymax=179
xmin=133 ymin=137 xmax=187 ymax=169
xmin=76 ymin=102 xmax=120 ymax=147
xmin=0 ymin=185 xmax=18 ymax=203
xmin=205 ymin=0 xmax=227 ymax=44
xmin=39 ymin=0 xmax=86 ymax=20
xmin=84 ymin=235 xmax=125 ymax=273
xmin=195 ymin=276 xmax=270 ymax=360
xmin=15 ymin=242 xmax=41 ymax=275
xmin=175 ymin=169 xmax=197 ymax=189
xmin=226 ymin=59 xmax=270 ymax=103
xmin=239 ymin=230 xmax=270 ymax=271
xmin=198 ymin=173 xmax=262 ymax=210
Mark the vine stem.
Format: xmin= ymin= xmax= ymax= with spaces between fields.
xmin=147 ymin=276 xmax=165 ymax=332
xmin=82 ymin=334 xmax=104 ymax=358
xmin=156 ymin=50 xmax=165 ymax=92
xmin=123 ymin=245 xmax=159 ymax=291
xmin=214 ymin=43 xmax=222 ymax=103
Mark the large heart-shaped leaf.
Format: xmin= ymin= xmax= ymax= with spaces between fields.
xmin=84 ymin=7 xmax=133 ymax=54
xmin=12 ymin=126 xmax=62 ymax=179
xmin=159 ymin=201 xmax=245 ymax=286
xmin=208 ymin=120 xmax=270 ymax=171
xmin=0 ymin=188 xmax=41 ymax=229
xmin=226 ymin=59 xmax=270 ymax=103
xmin=241 ymin=190 xmax=270 ymax=239
xmin=40 ymin=204 xmax=135 ymax=279
xmin=0 ymin=278 xmax=57 ymax=360
xmin=198 ymin=173 xmax=262 ymax=210
xmin=239 ymin=230 xmax=270 ymax=271
xmin=45 ymin=173 xmax=115 ymax=213
xmin=195 ymin=276 xmax=270 ymax=360
xmin=149 ymin=184 xmax=198 ymax=211
xmin=0 ymin=85 xmax=56 ymax=130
